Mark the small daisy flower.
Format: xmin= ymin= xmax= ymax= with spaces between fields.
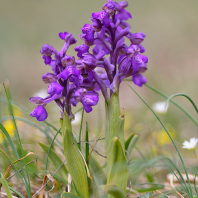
xmin=182 ymin=138 xmax=198 ymax=150
xmin=152 ymin=101 xmax=168 ymax=114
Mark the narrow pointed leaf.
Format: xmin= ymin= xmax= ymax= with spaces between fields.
xmin=112 ymin=110 xmax=125 ymax=150
xmin=100 ymin=184 xmax=126 ymax=198
xmin=107 ymin=137 xmax=128 ymax=195
xmin=125 ymin=133 xmax=140 ymax=156
xmin=89 ymin=156 xmax=106 ymax=198
xmin=39 ymin=142 xmax=68 ymax=183
xmin=61 ymin=112 xmax=88 ymax=198
xmin=0 ymin=169 xmax=13 ymax=198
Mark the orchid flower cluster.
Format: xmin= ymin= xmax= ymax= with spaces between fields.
xmin=29 ymin=0 xmax=148 ymax=121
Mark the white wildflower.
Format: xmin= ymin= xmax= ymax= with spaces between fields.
xmin=152 ymin=101 xmax=168 ymax=114
xmin=182 ymin=137 xmax=198 ymax=150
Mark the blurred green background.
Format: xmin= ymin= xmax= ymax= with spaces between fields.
xmin=0 ymin=0 xmax=198 ymax=164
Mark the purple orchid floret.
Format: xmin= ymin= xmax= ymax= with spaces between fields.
xmin=30 ymin=105 xmax=48 ymax=121
xmin=29 ymin=97 xmax=45 ymax=105
xmin=75 ymin=44 xmax=89 ymax=58
xmin=42 ymin=73 xmax=58 ymax=84
xmin=71 ymin=89 xmax=99 ymax=113
xmin=47 ymin=82 xmax=64 ymax=96
xmin=61 ymin=55 xmax=75 ymax=67
xmin=81 ymin=24 xmax=95 ymax=43
xmin=30 ymin=0 xmax=148 ymax=121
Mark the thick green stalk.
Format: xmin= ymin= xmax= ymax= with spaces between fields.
xmin=105 ymin=93 xmax=128 ymax=197
xmin=106 ymin=92 xmax=121 ymax=153
xmin=61 ymin=112 xmax=88 ymax=198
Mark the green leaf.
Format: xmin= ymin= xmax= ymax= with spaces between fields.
xmin=125 ymin=133 xmax=140 ymax=156
xmin=0 ymin=169 xmax=13 ymax=198
xmin=107 ymin=137 xmax=128 ymax=196
xmin=89 ymin=156 xmax=106 ymax=198
xmin=100 ymin=184 xmax=126 ymax=198
xmin=61 ymin=112 xmax=89 ymax=198
xmin=61 ymin=192 xmax=81 ymax=198
xmin=39 ymin=142 xmax=68 ymax=183
xmin=112 ymin=110 xmax=125 ymax=150
xmin=9 ymin=187 xmax=25 ymax=198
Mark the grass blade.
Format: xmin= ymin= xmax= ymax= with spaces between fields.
xmin=39 ymin=142 xmax=68 ymax=183
xmin=0 ymin=169 xmax=13 ymax=198
xmin=126 ymin=83 xmax=193 ymax=197
xmin=166 ymin=93 xmax=198 ymax=114
xmin=44 ymin=128 xmax=61 ymax=174
xmin=125 ymin=133 xmax=140 ymax=156
xmin=9 ymin=187 xmax=25 ymax=198
xmin=85 ymin=122 xmax=89 ymax=166
xmin=78 ymin=108 xmax=84 ymax=150
xmin=144 ymin=83 xmax=198 ymax=127
xmin=2 ymin=83 xmax=31 ymax=197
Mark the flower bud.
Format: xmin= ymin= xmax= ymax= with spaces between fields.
xmin=61 ymin=56 xmax=75 ymax=67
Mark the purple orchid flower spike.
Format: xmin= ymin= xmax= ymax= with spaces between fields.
xmin=30 ymin=0 xmax=148 ymax=122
